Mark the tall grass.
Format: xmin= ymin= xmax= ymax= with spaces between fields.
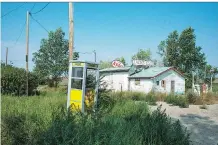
xmin=1 ymin=91 xmax=66 ymax=145
xmin=1 ymin=90 xmax=190 ymax=145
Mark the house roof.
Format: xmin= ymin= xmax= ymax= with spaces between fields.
xmin=128 ymin=67 xmax=184 ymax=78
xmin=100 ymin=67 xmax=130 ymax=72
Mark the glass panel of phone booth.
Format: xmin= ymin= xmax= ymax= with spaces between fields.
xmin=70 ymin=67 xmax=84 ymax=111
xmin=85 ymin=69 xmax=97 ymax=112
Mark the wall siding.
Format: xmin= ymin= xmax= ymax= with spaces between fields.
xmin=153 ymin=70 xmax=185 ymax=94
xmin=129 ymin=79 xmax=153 ymax=93
xmin=101 ymin=72 xmax=129 ymax=91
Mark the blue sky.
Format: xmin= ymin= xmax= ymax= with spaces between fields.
xmin=1 ymin=2 xmax=218 ymax=71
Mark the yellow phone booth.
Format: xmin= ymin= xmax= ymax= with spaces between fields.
xmin=67 ymin=60 xmax=99 ymax=113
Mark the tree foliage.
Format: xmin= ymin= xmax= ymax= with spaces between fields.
xmin=157 ymin=27 xmax=207 ymax=88
xmin=132 ymin=49 xmax=151 ymax=61
xmin=99 ymin=60 xmax=112 ymax=69
xmin=33 ymin=28 xmax=79 ymax=87
xmin=115 ymin=57 xmax=127 ymax=66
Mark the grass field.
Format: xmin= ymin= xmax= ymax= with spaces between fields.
xmin=1 ymin=89 xmax=191 ymax=145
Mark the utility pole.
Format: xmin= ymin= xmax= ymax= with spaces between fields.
xmin=210 ymin=68 xmax=214 ymax=92
xmin=93 ymin=50 xmax=96 ymax=62
xmin=6 ymin=47 xmax=8 ymax=65
xmin=192 ymin=72 xmax=195 ymax=91
xmin=69 ymin=2 xmax=74 ymax=60
xmin=26 ymin=11 xmax=29 ymax=96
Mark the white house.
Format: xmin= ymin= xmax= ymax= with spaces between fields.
xmin=100 ymin=66 xmax=185 ymax=94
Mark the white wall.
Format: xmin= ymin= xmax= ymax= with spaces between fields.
xmin=101 ymin=72 xmax=129 ymax=91
xmin=129 ymin=79 xmax=153 ymax=93
xmin=101 ymin=69 xmax=185 ymax=94
xmin=153 ymin=70 xmax=185 ymax=94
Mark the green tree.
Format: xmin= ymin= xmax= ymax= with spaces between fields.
xmin=115 ymin=57 xmax=127 ymax=66
xmin=99 ymin=60 xmax=112 ymax=69
xmin=132 ymin=49 xmax=151 ymax=61
xmin=33 ymin=28 xmax=77 ymax=87
xmin=73 ymin=52 xmax=79 ymax=60
xmin=204 ymin=65 xmax=218 ymax=84
xmin=158 ymin=27 xmax=207 ymax=88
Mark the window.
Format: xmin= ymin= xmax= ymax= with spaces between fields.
xmin=156 ymin=81 xmax=159 ymax=86
xmin=161 ymin=80 xmax=166 ymax=88
xmin=72 ymin=67 xmax=83 ymax=78
xmin=135 ymin=79 xmax=140 ymax=85
xmin=71 ymin=79 xmax=82 ymax=89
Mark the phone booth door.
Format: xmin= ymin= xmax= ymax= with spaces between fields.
xmin=69 ymin=65 xmax=85 ymax=111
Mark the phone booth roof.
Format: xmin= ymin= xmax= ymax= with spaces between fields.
xmin=70 ymin=60 xmax=99 ymax=69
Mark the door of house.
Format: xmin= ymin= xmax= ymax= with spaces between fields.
xmin=171 ymin=81 xmax=175 ymax=93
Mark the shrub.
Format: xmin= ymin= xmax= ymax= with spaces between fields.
xmin=1 ymin=63 xmax=39 ymax=96
xmin=186 ymin=89 xmax=198 ymax=104
xmin=165 ymin=94 xmax=189 ymax=108
xmin=204 ymin=92 xmax=218 ymax=104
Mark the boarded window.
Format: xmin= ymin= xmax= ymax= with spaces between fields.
xmin=156 ymin=81 xmax=159 ymax=86
xmin=135 ymin=79 xmax=140 ymax=85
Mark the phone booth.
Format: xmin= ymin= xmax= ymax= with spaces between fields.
xmin=67 ymin=60 xmax=99 ymax=113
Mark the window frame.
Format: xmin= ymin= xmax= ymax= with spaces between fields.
xmin=135 ymin=78 xmax=140 ymax=85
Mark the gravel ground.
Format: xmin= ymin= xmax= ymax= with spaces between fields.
xmin=150 ymin=102 xmax=218 ymax=145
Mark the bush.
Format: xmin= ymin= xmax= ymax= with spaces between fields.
xmin=204 ymin=92 xmax=218 ymax=104
xmin=165 ymin=94 xmax=189 ymax=108
xmin=1 ymin=63 xmax=39 ymax=96
xmin=186 ymin=89 xmax=198 ymax=104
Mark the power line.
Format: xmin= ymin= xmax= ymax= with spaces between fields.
xmin=31 ymin=3 xmax=50 ymax=15
xmin=4 ymin=3 xmax=36 ymax=49
xmin=29 ymin=14 xmax=49 ymax=33
xmin=1 ymin=3 xmax=26 ymax=18
xmin=30 ymin=3 xmax=36 ymax=12
xmin=12 ymin=20 xmax=26 ymax=47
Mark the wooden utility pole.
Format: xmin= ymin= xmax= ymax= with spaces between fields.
xmin=6 ymin=47 xmax=8 ymax=65
xmin=26 ymin=11 xmax=29 ymax=96
xmin=69 ymin=2 xmax=74 ymax=60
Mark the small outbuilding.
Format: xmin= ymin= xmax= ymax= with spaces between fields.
xmin=100 ymin=66 xmax=185 ymax=94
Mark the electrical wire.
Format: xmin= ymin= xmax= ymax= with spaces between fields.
xmin=30 ymin=14 xmax=49 ymax=33
xmin=30 ymin=3 xmax=50 ymax=15
xmin=29 ymin=3 xmax=36 ymax=12
xmin=1 ymin=3 xmax=26 ymax=18
xmin=12 ymin=20 xmax=26 ymax=48
xmin=77 ymin=51 xmax=94 ymax=54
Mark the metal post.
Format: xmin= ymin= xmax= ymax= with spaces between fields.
xmin=67 ymin=62 xmax=72 ymax=110
xmin=81 ymin=63 xmax=87 ymax=113
xmin=94 ymin=66 xmax=99 ymax=112
xmin=211 ymin=75 xmax=213 ymax=92
xmin=192 ymin=72 xmax=194 ymax=91
xmin=93 ymin=50 xmax=96 ymax=62
xmin=26 ymin=11 xmax=29 ymax=96
xmin=6 ymin=47 xmax=8 ymax=65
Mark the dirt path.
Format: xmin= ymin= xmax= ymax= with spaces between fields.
xmin=150 ymin=102 xmax=218 ymax=145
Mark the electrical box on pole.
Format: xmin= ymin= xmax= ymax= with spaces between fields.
xmin=67 ymin=60 xmax=99 ymax=113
